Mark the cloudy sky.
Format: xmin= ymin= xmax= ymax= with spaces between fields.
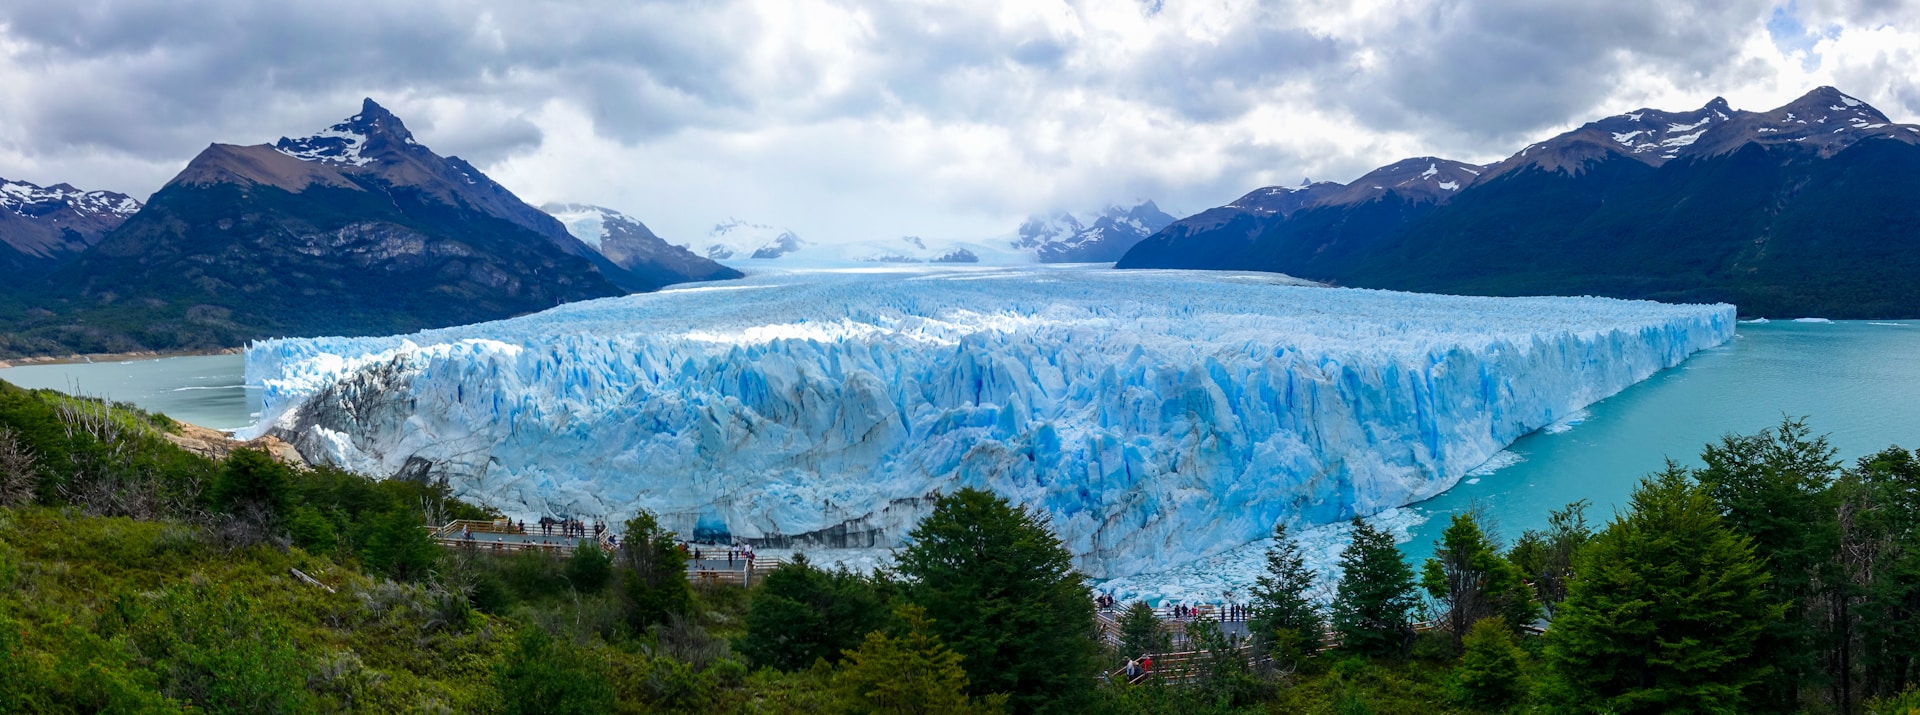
xmin=1 ymin=0 xmax=1916 ymax=244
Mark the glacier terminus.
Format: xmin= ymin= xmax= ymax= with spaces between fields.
xmin=242 ymin=266 xmax=1734 ymax=580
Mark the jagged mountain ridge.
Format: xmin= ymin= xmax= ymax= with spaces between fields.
xmin=0 ymin=99 xmax=733 ymax=357
xmin=1120 ymin=158 xmax=1481 ymax=272
xmin=697 ymin=219 xmax=807 ymax=260
xmin=541 ymin=203 xmax=744 ymax=286
xmin=1014 ymin=201 xmax=1175 ymax=263
xmin=1117 ymin=87 xmax=1920 ymax=318
xmin=0 ymin=177 xmax=142 ymax=277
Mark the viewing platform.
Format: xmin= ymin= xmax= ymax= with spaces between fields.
xmin=430 ymin=518 xmax=614 ymax=555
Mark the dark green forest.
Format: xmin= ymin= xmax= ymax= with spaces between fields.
xmin=3 ymin=379 xmax=1919 ymax=713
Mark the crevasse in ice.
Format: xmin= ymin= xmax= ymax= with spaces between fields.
xmin=242 ymin=266 xmax=1735 ymax=578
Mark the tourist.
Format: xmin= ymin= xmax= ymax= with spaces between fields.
xmin=1124 ymin=657 xmax=1140 ymax=682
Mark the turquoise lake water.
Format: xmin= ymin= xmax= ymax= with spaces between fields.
xmin=2 ymin=322 xmax=1915 ymax=569
xmin=0 ymin=353 xmax=259 ymax=432
xmin=1400 ymin=320 xmax=1920 ymax=564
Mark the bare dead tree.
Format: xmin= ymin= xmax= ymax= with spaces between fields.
xmin=0 ymin=426 xmax=39 ymax=508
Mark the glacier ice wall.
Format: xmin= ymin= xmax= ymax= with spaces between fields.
xmin=243 ymin=266 xmax=1735 ymax=579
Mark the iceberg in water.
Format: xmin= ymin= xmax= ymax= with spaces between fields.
xmin=243 ymin=266 xmax=1734 ymax=579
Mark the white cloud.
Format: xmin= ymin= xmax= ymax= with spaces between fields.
xmin=0 ymin=0 xmax=1915 ymax=244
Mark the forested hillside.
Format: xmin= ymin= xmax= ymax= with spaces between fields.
xmin=3 ymin=381 xmax=1919 ymax=713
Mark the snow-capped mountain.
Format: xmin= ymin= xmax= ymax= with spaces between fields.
xmin=1483 ymin=87 xmax=1917 ymax=181
xmin=696 ymin=220 xmax=807 ymax=260
xmin=1317 ymin=158 xmax=1485 ymax=205
xmin=541 ymin=203 xmax=742 ymax=285
xmin=16 ymin=99 xmax=736 ymax=356
xmin=0 ymin=177 xmax=142 ymax=278
xmin=1119 ymin=86 xmax=1920 ymax=318
xmin=1013 ymin=201 xmax=1175 ymax=263
xmin=1223 ymin=180 xmax=1345 ymax=217
xmin=1126 ymin=158 xmax=1482 ymax=273
xmin=841 ymin=235 xmax=981 ymax=264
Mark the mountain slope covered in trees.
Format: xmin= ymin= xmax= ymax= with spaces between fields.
xmin=0 ymin=100 xmax=738 ymax=358
xmin=1118 ymin=88 xmax=1920 ymax=318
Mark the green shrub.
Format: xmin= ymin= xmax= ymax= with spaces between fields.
xmin=496 ymin=626 xmax=616 ymax=715
xmin=125 ymin=579 xmax=314 ymax=714
xmin=565 ymin=541 xmax=612 ymax=593
xmin=210 ymin=448 xmax=294 ymax=519
xmin=360 ymin=509 xmax=437 ymax=581
xmin=287 ymin=505 xmax=338 ymax=554
xmin=1453 ymin=617 xmax=1524 ymax=709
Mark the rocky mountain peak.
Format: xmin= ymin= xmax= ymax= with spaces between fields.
xmin=1314 ymin=157 xmax=1483 ymax=207
xmin=274 ymin=98 xmax=419 ymax=167
xmin=1684 ymin=86 xmax=1917 ymax=159
xmin=1776 ymin=86 xmax=1892 ymax=124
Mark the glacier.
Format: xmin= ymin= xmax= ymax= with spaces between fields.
xmin=242 ymin=265 xmax=1735 ymax=579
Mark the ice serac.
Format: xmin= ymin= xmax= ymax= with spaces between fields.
xmin=243 ymin=267 xmax=1736 ymax=579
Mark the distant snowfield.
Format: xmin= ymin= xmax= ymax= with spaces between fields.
xmin=244 ymin=265 xmax=1734 ymax=584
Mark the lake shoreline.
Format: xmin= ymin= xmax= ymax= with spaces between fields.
xmin=0 ymin=346 xmax=242 ymax=370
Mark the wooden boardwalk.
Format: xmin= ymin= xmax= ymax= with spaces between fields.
xmin=430 ymin=519 xmax=614 ymax=555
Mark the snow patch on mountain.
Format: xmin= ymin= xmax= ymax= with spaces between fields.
xmin=276 ymin=126 xmax=374 ymax=166
xmin=244 ymin=266 xmax=1735 ymax=579
xmin=545 ymin=204 xmax=614 ymax=250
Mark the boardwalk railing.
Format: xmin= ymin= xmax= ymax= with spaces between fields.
xmin=1101 ymin=644 xmax=1265 ymax=687
xmin=686 ymin=555 xmax=786 ymax=588
xmin=1100 ymin=618 xmax=1471 ymax=688
xmin=430 ymin=519 xmax=615 ymax=555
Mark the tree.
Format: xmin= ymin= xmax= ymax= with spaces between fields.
xmin=1699 ymin=417 xmax=1841 ymax=711
xmin=831 ymin=605 xmax=1006 ymax=715
xmin=896 ymin=488 xmax=1095 ymax=714
xmin=1852 ymin=447 xmax=1920 ymax=702
xmin=1453 ymin=617 xmax=1525 ymax=709
xmin=1508 ymin=499 xmax=1594 ymax=619
xmin=619 ymin=510 xmax=691 ymax=630
xmin=209 ymin=448 xmax=293 ymax=520
xmin=1421 ymin=513 xmax=1539 ymax=643
xmin=0 ymin=426 xmax=39 ymax=507
xmin=360 ymin=508 xmax=437 ymax=581
xmin=741 ymin=555 xmax=889 ymax=671
xmin=285 ymin=504 xmax=338 ymax=555
xmin=1329 ymin=516 xmax=1417 ymax=657
xmin=1248 ymin=523 xmax=1324 ymax=663
xmin=1186 ymin=616 xmax=1264 ymax=706
xmin=1543 ymin=466 xmax=1782 ymax=714
xmin=1116 ymin=601 xmax=1169 ymax=661
xmin=564 ymin=540 xmax=612 ymax=592
xmin=496 ymin=626 xmax=616 ymax=715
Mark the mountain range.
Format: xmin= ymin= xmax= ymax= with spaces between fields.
xmin=0 ymin=100 xmax=736 ymax=357
xmin=1118 ymin=87 xmax=1920 ymax=318
xmin=0 ymin=178 xmax=142 ymax=278
xmin=1015 ymin=201 xmax=1176 ymax=263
